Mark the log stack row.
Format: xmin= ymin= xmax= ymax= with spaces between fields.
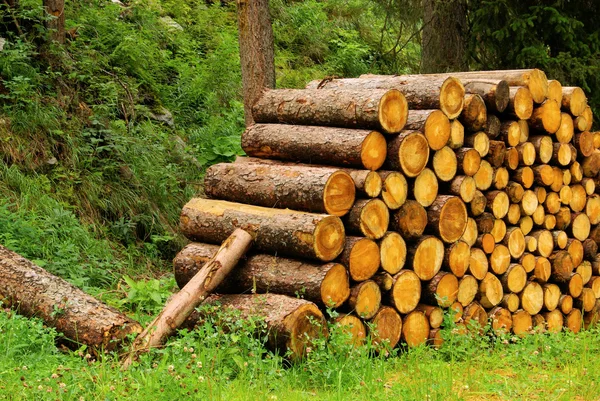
xmin=175 ymin=69 xmax=600 ymax=357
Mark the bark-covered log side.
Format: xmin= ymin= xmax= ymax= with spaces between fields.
xmin=0 ymin=245 xmax=141 ymax=353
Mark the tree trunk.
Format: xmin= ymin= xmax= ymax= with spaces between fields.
xmin=43 ymin=0 xmax=65 ymax=44
xmin=0 ymin=245 xmax=141 ymax=355
xmin=180 ymin=198 xmax=345 ymax=262
xmin=173 ymin=242 xmax=350 ymax=308
xmin=421 ymin=0 xmax=468 ymax=74
xmin=241 ymin=124 xmax=387 ymax=171
xmin=252 ymin=88 xmax=408 ymax=134
xmin=236 ymin=0 xmax=275 ymax=126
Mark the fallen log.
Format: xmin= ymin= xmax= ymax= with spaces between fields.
xmin=122 ymin=229 xmax=253 ymax=368
xmin=0 ymin=245 xmax=142 ymax=355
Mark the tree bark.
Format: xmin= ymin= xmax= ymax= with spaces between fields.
xmin=0 ymin=245 xmax=141 ymax=355
xmin=43 ymin=0 xmax=65 ymax=44
xmin=236 ymin=0 xmax=275 ymax=126
xmin=421 ymin=0 xmax=468 ymax=74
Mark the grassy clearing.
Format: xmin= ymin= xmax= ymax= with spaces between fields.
xmin=1 ymin=308 xmax=599 ymax=401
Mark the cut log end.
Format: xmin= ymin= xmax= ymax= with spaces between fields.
xmin=412 ymin=236 xmax=445 ymax=280
xmin=440 ymin=77 xmax=466 ymax=119
xmin=395 ymin=131 xmax=430 ymax=177
xmin=361 ymin=131 xmax=388 ymax=170
xmin=379 ymin=89 xmax=409 ymax=134
xmin=425 ymin=110 xmax=451 ymax=151
xmin=323 ymin=171 xmax=356 ymax=216
xmin=391 ymin=270 xmax=421 ymax=314
xmin=285 ymin=303 xmax=328 ymax=357
xmin=380 ymin=232 xmax=407 ymax=275
xmin=370 ymin=307 xmax=402 ymax=350
xmin=315 ymin=216 xmax=346 ymax=261
xmin=402 ymin=311 xmax=430 ymax=347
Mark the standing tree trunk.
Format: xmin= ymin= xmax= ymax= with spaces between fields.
xmin=421 ymin=0 xmax=468 ymax=73
xmin=43 ymin=0 xmax=65 ymax=44
xmin=236 ymin=0 xmax=275 ymax=126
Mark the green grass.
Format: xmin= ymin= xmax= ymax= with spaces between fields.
xmin=1 ymin=308 xmax=600 ymax=401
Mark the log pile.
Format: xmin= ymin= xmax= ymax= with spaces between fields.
xmin=175 ymin=69 xmax=600 ymax=356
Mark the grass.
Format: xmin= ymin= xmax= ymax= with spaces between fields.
xmin=1 ymin=307 xmax=600 ymax=401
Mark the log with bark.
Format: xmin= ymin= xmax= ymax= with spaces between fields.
xmin=0 ymin=245 xmax=142 ymax=355
xmin=252 ymin=88 xmax=408 ymax=134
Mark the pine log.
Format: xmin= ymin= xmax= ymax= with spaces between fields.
xmin=555 ymin=113 xmax=575 ymax=144
xmin=587 ymin=195 xmax=600 ymax=225
xmin=475 ymin=212 xmax=494 ymax=234
xmin=502 ymin=293 xmax=520 ymax=312
xmin=562 ymin=86 xmax=587 ymax=117
xmin=465 ymin=132 xmax=490 ymax=158
xmin=520 ymin=253 xmax=537 ymax=273
xmin=391 ymin=200 xmax=427 ymax=240
xmin=409 ymin=236 xmax=445 ymax=280
xmin=505 ymin=147 xmax=520 ymax=170
xmin=204 ymin=162 xmax=355 ymax=217
xmin=574 ymin=131 xmax=595 ymax=158
xmin=532 ymin=256 xmax=551 ymax=283
xmin=555 ymin=207 xmax=572 ymax=231
xmin=460 ymin=94 xmax=487 ymax=132
xmin=240 ymin=124 xmax=387 ymax=170
xmin=457 ymin=275 xmax=479 ymax=307
xmin=404 ymin=109 xmax=451 ymax=150
xmin=461 ymin=217 xmax=478 ymax=246
xmin=519 ymin=119 xmax=530 ymax=143
xmin=503 ymin=227 xmax=526 ymax=259
xmin=514 ymin=167 xmax=534 ymax=189
xmin=521 ymin=190 xmax=538 ymax=217
xmin=385 ymin=130 xmax=430 ymax=177
xmin=448 ymin=175 xmax=476 ymax=202
xmin=584 ymin=302 xmax=600 ymax=330
xmin=444 ymin=241 xmax=471 ymax=277
xmin=488 ymin=307 xmax=513 ymax=333
xmin=528 ymin=135 xmax=553 ymax=164
xmin=402 ymin=311 xmax=430 ymax=347
xmin=551 ymin=167 xmax=566 ymax=192
xmin=542 ymin=310 xmax=563 ymax=333
xmin=486 ymin=114 xmax=502 ymax=139
xmin=543 ymin=283 xmax=561 ymax=311
xmin=370 ymin=307 xmax=402 ymax=350
xmin=566 ymin=272 xmax=584 ymax=298
xmin=506 ymin=204 xmax=522 ymax=225
xmin=469 ymin=247 xmax=489 ymax=280
xmin=567 ymin=239 xmax=584 ymax=268
xmin=339 ymin=237 xmax=381 ymax=282
xmin=487 ymin=140 xmax=506 ymax=168
xmin=570 ymin=213 xmax=591 ymax=241
xmin=479 ymin=272 xmax=504 ymax=308
xmin=581 ymin=177 xmax=596 ymax=196
xmin=373 ymin=272 xmax=394 ymax=292
xmin=432 ymin=146 xmax=458 ymax=182
xmin=550 ymin=251 xmax=575 ymax=283
xmin=379 ymin=232 xmax=407 ymax=275
xmin=575 ymin=288 xmax=596 ymax=313
xmin=463 ymin=302 xmax=488 ymax=329
xmin=516 ymin=142 xmax=536 ymax=167
xmin=413 ymin=304 xmax=444 ymax=329
xmin=582 ymin=150 xmax=600 ymax=177
xmin=180 ymin=198 xmax=345 ymax=261
xmin=500 ymin=120 xmax=521 ymax=147
xmin=490 ymin=244 xmax=511 ymax=275
xmin=123 ymin=229 xmax=253 ymax=368
xmin=485 ymin=190 xmax=509 ymax=219
xmin=519 ymin=215 xmax=533 ymax=235
xmin=548 ymin=79 xmax=563 ymax=103
xmin=560 ymin=294 xmax=574 ymax=315
xmin=422 ymin=271 xmax=459 ymax=308
xmin=582 ymin=106 xmax=594 ymax=131
xmin=0 ymin=246 xmax=141 ymax=354
xmin=456 ymin=147 xmax=481 ymax=176
xmin=476 ymin=233 xmax=495 ymax=254
xmin=173 ymin=243 xmax=350 ymax=307
xmin=428 ymin=328 xmax=444 ymax=349
xmin=586 ymin=277 xmax=600 ymax=298
xmin=307 ymin=75 xmax=465 ymax=119
xmin=532 ymin=205 xmax=546 ymax=226
xmin=449 ymin=120 xmax=465 ymax=149
xmin=378 ymin=171 xmax=408 ymax=209
xmin=462 ymin=80 xmax=509 ymax=113
xmin=512 ymin=310 xmax=533 ymax=336
xmin=492 ymin=167 xmax=510 ymax=190
xmin=389 ymin=270 xmax=421 ymax=314
xmin=564 ymin=309 xmax=583 ymax=334
xmin=427 ymin=195 xmax=468 ymax=243
xmin=335 ymin=314 xmax=366 ymax=347
xmin=519 ymin=281 xmax=544 ymax=315
xmin=507 ymin=86 xmax=534 ymax=119
xmin=491 ymin=218 xmax=507 ymax=244
xmin=473 ymin=160 xmax=494 ymax=191
xmin=500 ymin=263 xmax=527 ymax=293
xmin=186 ymin=293 xmax=327 ymax=359
xmin=552 ymin=230 xmax=569 ymax=249
xmin=529 ymin=230 xmax=554 ymax=258
xmin=416 ymin=69 xmax=548 ymax=104
xmin=348 ymin=280 xmax=381 ymax=319
xmin=252 ymin=88 xmax=408 ymax=134
xmin=412 ymin=168 xmax=439 ymax=207
xmin=345 ymin=198 xmax=389 ymax=240
xmin=560 ymin=185 xmax=573 ymax=206
xmin=530 ymin=100 xmax=561 ymax=134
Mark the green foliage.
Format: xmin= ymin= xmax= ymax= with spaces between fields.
xmin=468 ymin=0 xmax=600 ymax=122
xmin=120 ymin=274 xmax=176 ymax=314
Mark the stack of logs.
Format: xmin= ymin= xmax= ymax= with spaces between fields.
xmin=174 ymin=69 xmax=600 ymax=357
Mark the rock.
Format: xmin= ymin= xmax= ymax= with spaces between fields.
xmin=159 ymin=16 xmax=184 ymax=32
xmin=149 ymin=106 xmax=175 ymax=127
